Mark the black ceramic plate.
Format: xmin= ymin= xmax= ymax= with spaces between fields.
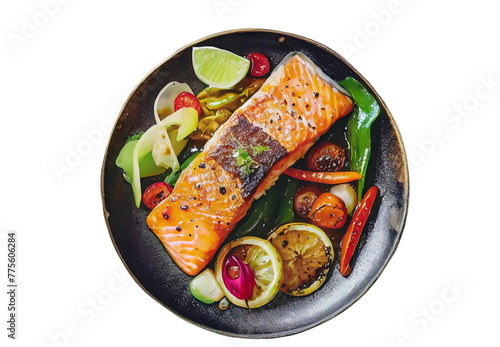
xmin=101 ymin=29 xmax=409 ymax=338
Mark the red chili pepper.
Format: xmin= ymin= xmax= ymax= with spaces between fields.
xmin=340 ymin=185 xmax=378 ymax=277
xmin=284 ymin=167 xmax=362 ymax=184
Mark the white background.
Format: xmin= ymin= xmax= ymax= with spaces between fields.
xmin=1 ymin=0 xmax=499 ymax=346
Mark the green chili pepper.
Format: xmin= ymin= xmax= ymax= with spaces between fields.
xmin=166 ymin=151 xmax=201 ymax=186
xmin=275 ymin=177 xmax=297 ymax=226
xmin=232 ymin=195 xmax=269 ymax=239
xmin=192 ymin=78 xmax=266 ymax=140
xmin=232 ymin=183 xmax=281 ymax=239
xmin=231 ymin=176 xmax=296 ymax=239
xmin=339 ymin=77 xmax=380 ymax=202
xmin=205 ymin=93 xmax=239 ymax=110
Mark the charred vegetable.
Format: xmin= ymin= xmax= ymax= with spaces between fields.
xmin=293 ymin=186 xmax=323 ymax=218
xmin=268 ymin=223 xmax=333 ymax=296
xmin=306 ymin=142 xmax=345 ymax=172
xmin=308 ymin=192 xmax=347 ymax=229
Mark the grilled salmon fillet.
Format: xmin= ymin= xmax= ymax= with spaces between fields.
xmin=147 ymin=52 xmax=353 ymax=276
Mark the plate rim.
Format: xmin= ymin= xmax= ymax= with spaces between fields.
xmin=100 ymin=28 xmax=410 ymax=339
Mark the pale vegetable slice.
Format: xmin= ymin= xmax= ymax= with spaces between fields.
xmin=132 ymin=107 xmax=198 ymax=207
xmin=330 ymin=184 xmax=358 ymax=214
xmin=161 ymin=107 xmax=199 ymax=140
xmin=152 ymin=127 xmax=180 ymax=171
xmin=190 ymin=269 xmax=224 ymax=304
xmin=154 ymin=81 xmax=194 ymax=123
xmin=167 ymin=128 xmax=188 ymax=156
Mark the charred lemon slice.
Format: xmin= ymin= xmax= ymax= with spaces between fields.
xmin=268 ymin=223 xmax=333 ymax=296
xmin=215 ymin=237 xmax=282 ymax=308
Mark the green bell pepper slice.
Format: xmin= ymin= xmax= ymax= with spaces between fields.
xmin=339 ymin=77 xmax=380 ymax=202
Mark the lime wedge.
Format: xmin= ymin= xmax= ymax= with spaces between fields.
xmin=192 ymin=46 xmax=250 ymax=89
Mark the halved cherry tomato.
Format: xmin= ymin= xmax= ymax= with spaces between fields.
xmin=174 ymin=92 xmax=202 ymax=116
xmin=294 ymin=186 xmax=323 ymax=217
xmin=307 ymin=142 xmax=345 ymax=172
xmin=308 ymin=192 xmax=347 ymax=229
xmin=245 ymin=53 xmax=270 ymax=77
xmin=142 ymin=182 xmax=172 ymax=210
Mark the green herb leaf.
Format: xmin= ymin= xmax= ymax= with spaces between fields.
xmin=251 ymin=145 xmax=269 ymax=155
xmin=231 ymin=135 xmax=269 ymax=176
xmin=125 ymin=131 xmax=144 ymax=144
xmin=235 ymin=155 xmax=245 ymax=167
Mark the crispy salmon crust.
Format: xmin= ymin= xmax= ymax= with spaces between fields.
xmin=147 ymin=53 xmax=353 ymax=276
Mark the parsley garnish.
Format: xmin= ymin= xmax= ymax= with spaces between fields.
xmin=231 ymin=136 xmax=269 ymax=176
xmin=234 ymin=148 xmax=253 ymax=175
xmin=252 ymin=144 xmax=269 ymax=155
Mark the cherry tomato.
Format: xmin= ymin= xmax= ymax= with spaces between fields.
xmin=306 ymin=142 xmax=345 ymax=172
xmin=174 ymin=92 xmax=202 ymax=116
xmin=308 ymin=192 xmax=347 ymax=229
xmin=142 ymin=182 xmax=173 ymax=210
xmin=245 ymin=53 xmax=270 ymax=77
xmin=294 ymin=186 xmax=323 ymax=218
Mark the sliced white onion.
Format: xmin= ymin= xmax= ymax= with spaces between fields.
xmin=153 ymin=81 xmax=194 ymax=123
xmin=330 ymin=184 xmax=358 ymax=214
xmin=151 ymin=127 xmax=180 ymax=171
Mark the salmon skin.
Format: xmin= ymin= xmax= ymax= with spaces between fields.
xmin=147 ymin=52 xmax=353 ymax=276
